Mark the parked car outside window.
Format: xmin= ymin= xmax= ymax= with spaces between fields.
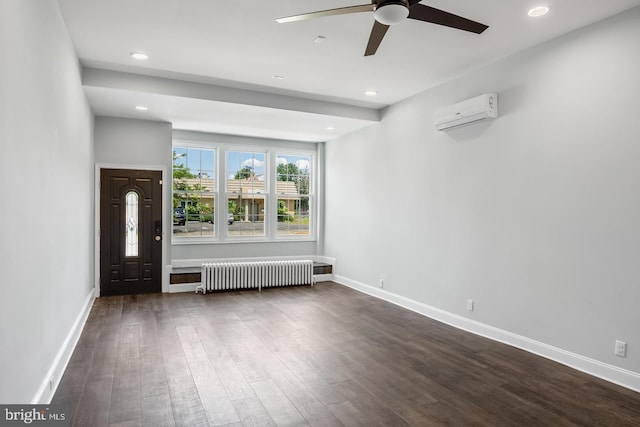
xmin=173 ymin=207 xmax=186 ymax=226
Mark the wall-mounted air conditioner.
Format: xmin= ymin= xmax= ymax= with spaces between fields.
xmin=434 ymin=93 xmax=498 ymax=131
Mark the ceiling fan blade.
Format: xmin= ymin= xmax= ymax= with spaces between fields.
xmin=407 ymin=4 xmax=488 ymax=34
xmin=276 ymin=4 xmax=374 ymax=23
xmin=364 ymin=20 xmax=390 ymax=56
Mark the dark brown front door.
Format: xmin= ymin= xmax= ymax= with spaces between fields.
xmin=100 ymin=169 xmax=162 ymax=295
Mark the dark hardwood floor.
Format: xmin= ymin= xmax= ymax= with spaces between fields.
xmin=52 ymin=282 xmax=640 ymax=426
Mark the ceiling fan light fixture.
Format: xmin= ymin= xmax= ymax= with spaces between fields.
xmin=374 ymin=2 xmax=409 ymax=26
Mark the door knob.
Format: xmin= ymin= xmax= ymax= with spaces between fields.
xmin=155 ymin=235 xmax=161 ymax=241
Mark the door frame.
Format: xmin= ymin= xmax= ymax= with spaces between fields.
xmin=95 ymin=163 xmax=169 ymax=297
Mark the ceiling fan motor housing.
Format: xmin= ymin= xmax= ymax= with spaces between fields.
xmin=374 ymin=0 xmax=410 ymax=25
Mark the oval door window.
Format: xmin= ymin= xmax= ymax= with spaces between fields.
xmin=125 ymin=191 xmax=139 ymax=257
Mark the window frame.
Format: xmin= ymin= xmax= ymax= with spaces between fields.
xmin=171 ymin=139 xmax=316 ymax=245
xmin=273 ymin=150 xmax=315 ymax=240
xmin=172 ymin=141 xmax=220 ymax=243
xmin=225 ymin=147 xmax=270 ymax=241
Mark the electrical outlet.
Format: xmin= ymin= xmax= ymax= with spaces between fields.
xmin=379 ymin=279 xmax=384 ymax=288
xmin=467 ymin=299 xmax=474 ymax=311
xmin=615 ymin=340 xmax=627 ymax=357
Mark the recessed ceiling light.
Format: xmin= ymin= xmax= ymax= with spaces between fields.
xmin=135 ymin=105 xmax=148 ymax=111
xmin=325 ymin=126 xmax=336 ymax=131
xmin=314 ymin=36 xmax=326 ymax=43
xmin=528 ymin=6 xmax=550 ymax=17
xmin=130 ymin=51 xmax=149 ymax=60
xmin=273 ymin=75 xmax=285 ymax=80
xmin=365 ymin=90 xmax=378 ymax=96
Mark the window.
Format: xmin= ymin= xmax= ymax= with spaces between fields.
xmin=172 ymin=147 xmax=216 ymax=237
xmin=276 ymin=154 xmax=311 ymax=236
xmin=226 ymin=150 xmax=266 ymax=237
xmin=172 ymin=141 xmax=315 ymax=242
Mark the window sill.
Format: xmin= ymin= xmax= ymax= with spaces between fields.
xmin=171 ymin=236 xmax=316 ymax=245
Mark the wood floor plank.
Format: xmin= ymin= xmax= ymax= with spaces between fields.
xmin=250 ymin=379 xmax=308 ymax=426
xmin=231 ymin=397 xmax=277 ymax=427
xmin=176 ymin=320 xmax=241 ymax=426
xmin=138 ymin=298 xmax=176 ymax=427
xmin=333 ymin=379 xmax=411 ymax=427
xmin=190 ymin=360 xmax=241 ymax=426
xmin=109 ymin=420 xmax=141 ymax=427
xmin=581 ymin=380 xmax=640 ymax=420
xmin=109 ymin=324 xmax=141 ymax=425
xmin=73 ymin=373 xmax=114 ymax=426
xmin=326 ymin=400 xmax=372 ymax=427
xmin=52 ymin=282 xmax=640 ymax=426
xmin=140 ymin=394 xmax=175 ymax=427
xmin=191 ymin=315 xmax=257 ymax=401
xmin=269 ymin=369 xmax=343 ymax=426
xmin=166 ymin=374 xmax=210 ymax=427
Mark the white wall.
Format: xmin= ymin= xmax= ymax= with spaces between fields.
xmin=0 ymin=0 xmax=94 ymax=403
xmin=94 ymin=116 xmax=173 ymax=289
xmin=95 ymin=116 xmax=172 ymax=168
xmin=325 ymin=6 xmax=640 ymax=386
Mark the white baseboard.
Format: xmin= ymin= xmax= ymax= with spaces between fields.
xmin=169 ymin=283 xmax=200 ymax=293
xmin=333 ymin=274 xmax=640 ymax=394
xmin=32 ymin=289 xmax=96 ymax=404
xmin=314 ymin=274 xmax=333 ymax=282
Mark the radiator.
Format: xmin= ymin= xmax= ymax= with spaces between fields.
xmin=196 ymin=260 xmax=314 ymax=294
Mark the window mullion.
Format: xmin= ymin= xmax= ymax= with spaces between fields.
xmin=267 ymin=150 xmax=276 ymax=238
xmin=217 ymin=146 xmax=225 ymax=240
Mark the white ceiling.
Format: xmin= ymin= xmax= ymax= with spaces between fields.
xmin=58 ymin=0 xmax=640 ymax=141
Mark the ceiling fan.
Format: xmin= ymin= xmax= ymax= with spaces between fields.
xmin=276 ymin=0 xmax=489 ymax=56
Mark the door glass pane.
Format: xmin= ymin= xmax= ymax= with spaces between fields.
xmin=125 ymin=191 xmax=138 ymax=257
